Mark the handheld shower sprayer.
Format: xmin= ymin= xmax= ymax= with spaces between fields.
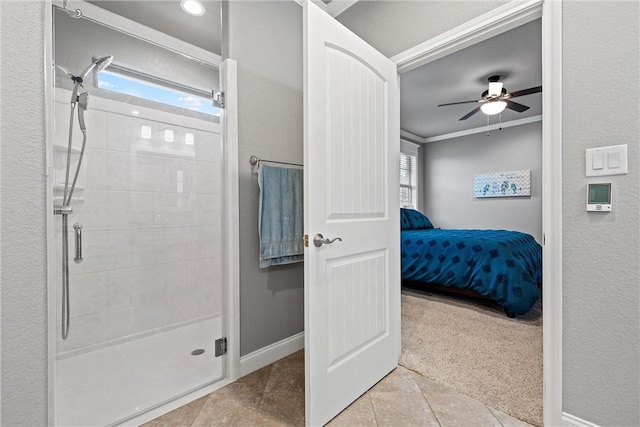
xmin=67 ymin=55 xmax=113 ymax=105
xmin=55 ymin=55 xmax=113 ymax=340
xmin=81 ymin=55 xmax=114 ymax=80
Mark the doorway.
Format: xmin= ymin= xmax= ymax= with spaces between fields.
xmin=392 ymin=1 xmax=563 ymax=425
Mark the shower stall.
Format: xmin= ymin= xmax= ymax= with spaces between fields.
xmin=47 ymin=2 xmax=236 ymax=425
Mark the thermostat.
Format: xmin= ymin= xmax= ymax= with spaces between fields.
xmin=587 ymin=183 xmax=612 ymax=212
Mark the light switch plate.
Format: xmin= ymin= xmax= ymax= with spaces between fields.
xmin=586 ymin=144 xmax=628 ymax=177
xmin=592 ymin=153 xmax=604 ymax=170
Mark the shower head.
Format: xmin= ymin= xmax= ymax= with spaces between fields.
xmin=79 ymin=55 xmax=113 ymax=80
xmin=68 ymin=56 xmax=113 ymax=105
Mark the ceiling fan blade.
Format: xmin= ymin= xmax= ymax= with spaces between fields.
xmin=438 ymin=100 xmax=481 ymax=107
xmin=459 ymin=106 xmax=481 ymax=121
xmin=505 ymin=100 xmax=530 ymax=113
xmin=507 ymin=86 xmax=542 ymax=98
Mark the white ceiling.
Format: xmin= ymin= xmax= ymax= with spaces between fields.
xmin=87 ymin=1 xmax=221 ymax=55
xmin=401 ymin=19 xmax=542 ymax=139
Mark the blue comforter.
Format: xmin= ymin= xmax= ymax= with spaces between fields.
xmin=401 ymin=229 xmax=542 ymax=315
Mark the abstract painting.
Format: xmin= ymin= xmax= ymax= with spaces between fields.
xmin=474 ymin=170 xmax=531 ymax=198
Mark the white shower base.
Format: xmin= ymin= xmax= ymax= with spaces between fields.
xmin=57 ymin=317 xmax=223 ymax=426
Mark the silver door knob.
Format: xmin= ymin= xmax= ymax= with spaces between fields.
xmin=313 ymin=234 xmax=343 ymax=247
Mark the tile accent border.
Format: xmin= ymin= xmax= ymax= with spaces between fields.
xmin=563 ymin=412 xmax=601 ymax=427
xmin=240 ymin=332 xmax=305 ymax=377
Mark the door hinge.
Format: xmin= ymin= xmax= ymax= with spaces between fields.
xmin=215 ymin=337 xmax=227 ymax=357
xmin=304 ymin=234 xmax=309 ymax=247
xmin=212 ymin=90 xmax=225 ymax=109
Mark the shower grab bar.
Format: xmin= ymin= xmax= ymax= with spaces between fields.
xmin=73 ymin=223 xmax=83 ymax=263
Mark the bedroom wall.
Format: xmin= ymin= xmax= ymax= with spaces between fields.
xmin=340 ymin=1 xmax=640 ymax=425
xmin=222 ymin=1 xmax=305 ymax=357
xmin=421 ymin=122 xmax=542 ymax=243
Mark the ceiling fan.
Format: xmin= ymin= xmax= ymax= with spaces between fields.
xmin=438 ymin=75 xmax=542 ymax=121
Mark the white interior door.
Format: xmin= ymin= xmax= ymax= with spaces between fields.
xmin=303 ymin=1 xmax=400 ymax=425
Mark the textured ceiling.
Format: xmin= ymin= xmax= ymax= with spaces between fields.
xmin=401 ymin=19 xmax=542 ymax=139
xmin=87 ymin=0 xmax=221 ymax=55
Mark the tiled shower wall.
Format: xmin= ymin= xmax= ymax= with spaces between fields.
xmin=54 ymin=90 xmax=223 ymax=355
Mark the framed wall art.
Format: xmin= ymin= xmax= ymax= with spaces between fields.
xmin=474 ymin=170 xmax=531 ymax=198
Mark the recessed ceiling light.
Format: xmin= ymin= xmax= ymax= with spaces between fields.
xmin=181 ymin=0 xmax=206 ymax=16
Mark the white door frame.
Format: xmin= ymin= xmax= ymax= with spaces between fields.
xmin=44 ymin=2 xmax=240 ymax=424
xmin=220 ymin=59 xmax=241 ymax=383
xmin=391 ymin=0 xmax=563 ymax=425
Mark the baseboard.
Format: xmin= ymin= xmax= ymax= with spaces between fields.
xmin=240 ymin=332 xmax=304 ymax=377
xmin=563 ymin=412 xmax=601 ymax=427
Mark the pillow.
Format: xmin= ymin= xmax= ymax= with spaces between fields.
xmin=400 ymin=209 xmax=412 ymax=230
xmin=400 ymin=208 xmax=434 ymax=230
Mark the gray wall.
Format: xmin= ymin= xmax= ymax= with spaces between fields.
xmin=562 ymin=1 xmax=639 ymax=425
xmin=223 ymin=1 xmax=304 ymax=356
xmin=422 ymin=122 xmax=542 ymax=242
xmin=1 ymin=2 xmax=49 ymax=426
xmin=340 ymin=1 xmax=640 ymax=424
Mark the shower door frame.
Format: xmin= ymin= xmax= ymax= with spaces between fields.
xmin=44 ymin=2 xmax=240 ymax=425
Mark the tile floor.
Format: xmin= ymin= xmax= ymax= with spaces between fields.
xmin=143 ymin=350 xmax=534 ymax=427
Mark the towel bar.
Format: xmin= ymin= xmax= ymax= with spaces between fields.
xmin=249 ymin=155 xmax=302 ymax=167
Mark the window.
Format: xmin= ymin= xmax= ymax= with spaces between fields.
xmin=400 ymin=140 xmax=419 ymax=209
xmin=97 ymin=64 xmax=220 ymax=116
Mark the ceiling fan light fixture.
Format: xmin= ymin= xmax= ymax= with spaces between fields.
xmin=180 ymin=0 xmax=206 ymax=16
xmin=481 ymin=100 xmax=507 ymax=115
xmin=488 ymin=82 xmax=503 ymax=96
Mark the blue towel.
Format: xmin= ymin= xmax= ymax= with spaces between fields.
xmin=258 ymin=165 xmax=304 ymax=268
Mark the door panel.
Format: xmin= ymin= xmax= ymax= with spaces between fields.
xmin=326 ymin=250 xmax=388 ymax=369
xmin=325 ymin=44 xmax=387 ymax=219
xmin=304 ymin=1 xmax=400 ymax=425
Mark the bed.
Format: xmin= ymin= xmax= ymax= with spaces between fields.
xmin=400 ymin=208 xmax=542 ymax=317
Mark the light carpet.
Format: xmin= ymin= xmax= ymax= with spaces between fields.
xmin=400 ymin=289 xmax=543 ymax=426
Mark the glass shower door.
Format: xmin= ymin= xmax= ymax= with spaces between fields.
xmin=52 ymin=5 xmax=225 ymax=425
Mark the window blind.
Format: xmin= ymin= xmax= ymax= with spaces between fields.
xmin=400 ymin=151 xmax=417 ymax=208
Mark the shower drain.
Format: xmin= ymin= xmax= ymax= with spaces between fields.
xmin=191 ymin=349 xmax=205 ymax=356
